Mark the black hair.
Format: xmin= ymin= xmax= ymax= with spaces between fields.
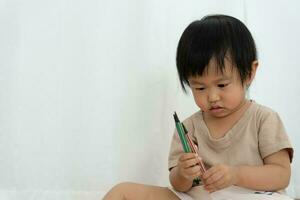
xmin=176 ymin=14 xmax=257 ymax=92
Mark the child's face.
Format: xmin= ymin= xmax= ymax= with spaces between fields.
xmin=188 ymin=58 xmax=248 ymax=119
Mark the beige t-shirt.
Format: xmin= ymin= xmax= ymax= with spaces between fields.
xmin=168 ymin=101 xmax=293 ymax=192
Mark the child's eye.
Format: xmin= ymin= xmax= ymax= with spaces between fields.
xmin=195 ymin=87 xmax=205 ymax=91
xmin=218 ymin=83 xmax=229 ymax=88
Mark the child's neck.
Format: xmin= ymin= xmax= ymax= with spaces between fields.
xmin=203 ymin=99 xmax=251 ymax=139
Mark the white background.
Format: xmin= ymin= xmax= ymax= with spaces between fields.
xmin=1 ymin=0 xmax=299 ymax=198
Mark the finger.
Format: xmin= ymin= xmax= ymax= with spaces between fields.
xmin=181 ymin=158 xmax=201 ymax=169
xmin=185 ymin=165 xmax=201 ymax=176
xmin=204 ymin=183 xmax=217 ymax=193
xmin=205 ymin=170 xmax=224 ymax=185
xmin=191 ymin=170 xmax=202 ymax=178
xmin=213 ymin=179 xmax=227 ymax=190
xmin=202 ymin=165 xmax=220 ymax=180
xmin=205 ymin=178 xmax=226 ymax=191
xmin=204 ymin=179 xmax=226 ymax=189
xmin=194 ymin=144 xmax=198 ymax=150
xmin=184 ymin=169 xmax=201 ymax=180
xmin=179 ymin=153 xmax=198 ymax=162
xmin=186 ymin=169 xmax=202 ymax=180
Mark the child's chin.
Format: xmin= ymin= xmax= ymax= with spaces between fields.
xmin=209 ymin=109 xmax=227 ymax=117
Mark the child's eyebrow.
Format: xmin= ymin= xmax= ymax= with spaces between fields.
xmin=189 ymin=76 xmax=232 ymax=85
xmin=215 ymin=76 xmax=232 ymax=82
xmin=189 ymin=80 xmax=203 ymax=85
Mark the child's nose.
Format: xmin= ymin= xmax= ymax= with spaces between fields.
xmin=208 ymin=89 xmax=220 ymax=102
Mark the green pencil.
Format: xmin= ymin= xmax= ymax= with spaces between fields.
xmin=173 ymin=112 xmax=191 ymax=153
xmin=173 ymin=112 xmax=201 ymax=186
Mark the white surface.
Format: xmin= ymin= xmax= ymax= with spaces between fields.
xmin=211 ymin=186 xmax=294 ymax=200
xmin=0 ymin=0 xmax=299 ymax=199
xmin=0 ymin=187 xmax=294 ymax=200
xmin=171 ymin=186 xmax=294 ymax=200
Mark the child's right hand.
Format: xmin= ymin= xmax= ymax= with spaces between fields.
xmin=177 ymin=153 xmax=202 ymax=181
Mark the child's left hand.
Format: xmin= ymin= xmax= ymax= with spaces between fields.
xmin=201 ymin=164 xmax=238 ymax=193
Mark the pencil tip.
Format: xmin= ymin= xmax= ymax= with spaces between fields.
xmin=173 ymin=111 xmax=179 ymax=122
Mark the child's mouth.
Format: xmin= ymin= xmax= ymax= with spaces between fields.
xmin=210 ymin=106 xmax=224 ymax=112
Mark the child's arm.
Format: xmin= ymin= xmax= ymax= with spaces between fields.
xmin=169 ymin=153 xmax=202 ymax=192
xmin=235 ymin=149 xmax=291 ymax=191
xmin=202 ymin=149 xmax=291 ymax=192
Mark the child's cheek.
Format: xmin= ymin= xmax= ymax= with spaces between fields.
xmin=194 ymin=95 xmax=207 ymax=111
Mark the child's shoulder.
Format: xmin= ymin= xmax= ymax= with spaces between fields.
xmin=181 ymin=110 xmax=203 ymax=133
xmin=182 ymin=110 xmax=203 ymax=124
xmin=249 ymin=101 xmax=284 ymax=127
xmin=251 ymin=101 xmax=280 ymax=118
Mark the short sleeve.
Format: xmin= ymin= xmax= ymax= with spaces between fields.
xmin=258 ymin=111 xmax=293 ymax=162
xmin=168 ymin=117 xmax=195 ymax=170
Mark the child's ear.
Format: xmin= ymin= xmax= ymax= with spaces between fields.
xmin=246 ymin=60 xmax=259 ymax=86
